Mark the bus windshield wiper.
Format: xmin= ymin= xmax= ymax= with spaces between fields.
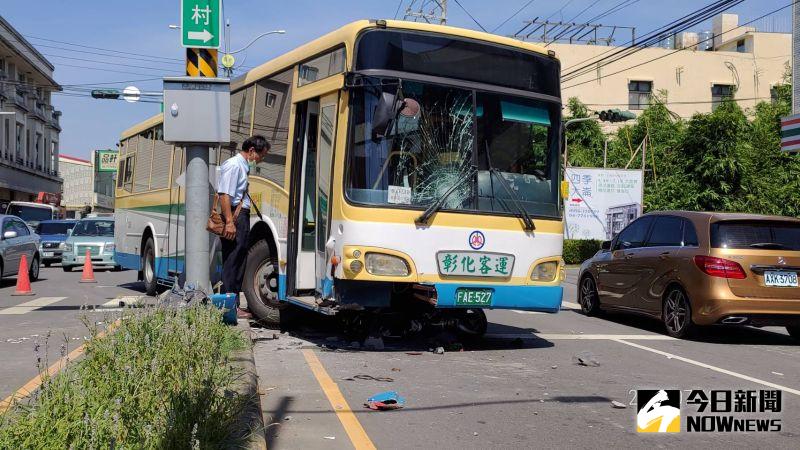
xmin=483 ymin=142 xmax=535 ymax=231
xmin=415 ymin=167 xmax=476 ymax=227
xmin=749 ymin=242 xmax=787 ymax=250
xmin=489 ymin=168 xmax=536 ymax=232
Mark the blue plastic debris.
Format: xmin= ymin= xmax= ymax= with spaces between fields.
xmin=365 ymin=391 xmax=405 ymax=410
xmin=210 ymin=293 xmax=238 ymax=325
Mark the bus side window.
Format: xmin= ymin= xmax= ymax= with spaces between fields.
xmin=150 ymin=126 xmax=171 ymax=190
xmin=252 ymin=68 xmax=293 ymax=187
xmin=122 ymin=154 xmax=135 ymax=192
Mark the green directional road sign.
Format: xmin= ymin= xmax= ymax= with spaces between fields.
xmin=181 ymin=0 xmax=221 ymax=49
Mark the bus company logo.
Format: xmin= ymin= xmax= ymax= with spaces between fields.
xmin=468 ymin=231 xmax=485 ymax=250
xmin=636 ymin=390 xmax=681 ymax=433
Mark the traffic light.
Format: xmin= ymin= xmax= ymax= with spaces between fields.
xmin=598 ymin=109 xmax=636 ymax=122
xmin=90 ymin=89 xmax=121 ymax=99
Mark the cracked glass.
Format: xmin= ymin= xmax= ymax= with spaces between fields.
xmin=346 ymin=77 xmax=560 ymax=218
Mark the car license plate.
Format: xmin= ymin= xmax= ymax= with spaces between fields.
xmin=437 ymin=251 xmax=514 ymax=277
xmin=764 ymin=271 xmax=798 ymax=287
xmin=43 ymin=252 xmax=54 ymax=257
xmin=455 ymin=288 xmax=493 ymax=306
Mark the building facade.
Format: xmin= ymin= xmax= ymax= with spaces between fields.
xmin=59 ymin=152 xmax=115 ymax=218
xmin=551 ymin=14 xmax=790 ymax=120
xmin=0 ymin=15 xmax=62 ymax=211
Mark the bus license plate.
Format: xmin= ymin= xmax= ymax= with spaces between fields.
xmin=764 ymin=271 xmax=798 ymax=287
xmin=455 ymin=288 xmax=493 ymax=306
xmin=43 ymin=252 xmax=54 ymax=257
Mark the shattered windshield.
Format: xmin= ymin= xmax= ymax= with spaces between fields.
xmin=345 ymin=77 xmax=560 ymax=218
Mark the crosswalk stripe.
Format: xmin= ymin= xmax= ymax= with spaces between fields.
xmin=0 ymin=297 xmax=68 ymax=315
xmin=485 ymin=333 xmax=674 ymax=341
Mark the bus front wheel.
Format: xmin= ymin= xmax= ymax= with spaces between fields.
xmin=243 ymin=240 xmax=283 ymax=326
xmin=142 ymin=238 xmax=157 ymax=296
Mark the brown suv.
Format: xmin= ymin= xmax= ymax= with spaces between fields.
xmin=578 ymin=211 xmax=800 ymax=339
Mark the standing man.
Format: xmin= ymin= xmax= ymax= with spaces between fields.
xmin=217 ymin=135 xmax=270 ymax=318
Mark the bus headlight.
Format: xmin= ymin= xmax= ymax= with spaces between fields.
xmin=531 ymin=261 xmax=558 ymax=282
xmin=63 ymin=243 xmax=73 ymax=252
xmin=365 ymin=253 xmax=409 ymax=276
xmin=104 ymin=243 xmax=115 ymax=253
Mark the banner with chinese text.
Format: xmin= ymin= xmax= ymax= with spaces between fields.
xmin=564 ymin=168 xmax=643 ymax=241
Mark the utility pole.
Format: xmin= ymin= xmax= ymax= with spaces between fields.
xmin=164 ymin=0 xmax=229 ymax=293
xmin=404 ymin=0 xmax=447 ymax=25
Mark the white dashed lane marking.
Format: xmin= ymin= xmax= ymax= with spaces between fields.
xmin=0 ymin=297 xmax=68 ymax=315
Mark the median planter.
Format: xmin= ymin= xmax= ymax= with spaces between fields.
xmin=0 ymin=305 xmax=264 ymax=448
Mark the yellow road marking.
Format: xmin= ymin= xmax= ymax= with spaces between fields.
xmin=0 ymin=319 xmax=121 ymax=413
xmin=301 ymin=349 xmax=376 ymax=450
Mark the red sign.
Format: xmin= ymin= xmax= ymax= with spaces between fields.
xmin=36 ymin=192 xmax=60 ymax=205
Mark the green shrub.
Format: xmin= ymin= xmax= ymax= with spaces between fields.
xmin=563 ymin=239 xmax=603 ymax=265
xmin=0 ymin=305 xmax=249 ymax=449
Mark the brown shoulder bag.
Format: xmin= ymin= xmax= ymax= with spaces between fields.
xmin=207 ymin=193 xmax=244 ymax=239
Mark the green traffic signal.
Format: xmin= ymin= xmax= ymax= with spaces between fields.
xmin=598 ymin=109 xmax=636 ymax=122
xmin=91 ymin=89 xmax=121 ymax=100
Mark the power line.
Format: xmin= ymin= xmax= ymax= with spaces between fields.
xmin=452 ymin=0 xmax=487 ymax=31
xmin=492 ymin=0 xmax=537 ymax=33
xmin=562 ymin=1 xmax=795 ymax=90
xmin=40 ymin=53 xmax=182 ymax=73
xmin=544 ymin=0 xmax=606 ymax=46
xmin=561 ymin=0 xmax=743 ymax=82
xmin=395 ymin=0 xmax=405 ymax=19
xmin=23 ymin=34 xmax=183 ymax=63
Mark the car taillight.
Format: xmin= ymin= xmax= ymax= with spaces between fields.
xmin=693 ymin=255 xmax=747 ymax=279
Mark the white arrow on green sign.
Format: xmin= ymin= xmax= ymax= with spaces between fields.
xmin=181 ymin=0 xmax=221 ymax=49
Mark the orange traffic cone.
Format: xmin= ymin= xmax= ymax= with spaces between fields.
xmin=12 ymin=254 xmax=35 ymax=296
xmin=80 ymin=249 xmax=97 ymax=283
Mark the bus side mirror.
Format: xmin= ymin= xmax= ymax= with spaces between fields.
xmin=67 ymin=229 xmax=73 ymax=236
xmin=601 ymin=240 xmax=611 ymax=251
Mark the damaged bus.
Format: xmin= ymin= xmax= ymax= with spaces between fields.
xmin=115 ymin=19 xmax=565 ymax=337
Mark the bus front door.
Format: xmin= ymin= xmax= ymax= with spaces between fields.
xmin=291 ymin=93 xmax=338 ymax=297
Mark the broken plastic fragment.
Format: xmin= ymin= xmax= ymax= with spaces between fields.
xmin=365 ymin=391 xmax=406 ymax=410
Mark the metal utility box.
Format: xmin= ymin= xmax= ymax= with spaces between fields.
xmin=163 ymin=77 xmax=230 ymax=144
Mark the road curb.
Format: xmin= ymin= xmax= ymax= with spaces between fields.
xmin=228 ymin=318 xmax=267 ymax=450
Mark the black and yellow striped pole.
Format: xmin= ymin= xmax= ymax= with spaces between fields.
xmin=186 ymin=48 xmax=218 ymax=77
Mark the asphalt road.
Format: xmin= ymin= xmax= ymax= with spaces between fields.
xmin=2 ymin=266 xmax=799 ymax=448
xmin=0 ymin=264 xmax=143 ymax=400
xmin=255 ymin=269 xmax=800 ymax=449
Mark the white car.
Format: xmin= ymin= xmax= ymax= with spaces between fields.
xmin=0 ymin=214 xmax=41 ymax=281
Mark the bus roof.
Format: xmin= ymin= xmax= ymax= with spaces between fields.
xmin=121 ymin=19 xmax=554 ymax=139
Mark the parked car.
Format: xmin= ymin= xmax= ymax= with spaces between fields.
xmin=35 ymin=220 xmax=78 ymax=267
xmin=61 ymin=217 xmax=119 ymax=272
xmin=578 ymin=211 xmax=800 ymax=340
xmin=0 ymin=214 xmax=41 ymax=281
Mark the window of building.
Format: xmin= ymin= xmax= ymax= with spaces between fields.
xmin=298 ymin=47 xmax=346 ymax=87
xmin=15 ymin=123 xmax=22 ymax=162
xmin=265 ymin=91 xmax=277 ymax=108
xmin=711 ymin=84 xmax=734 ymax=111
xmin=736 ymin=39 xmax=745 ymax=53
xmin=628 ymin=80 xmax=652 ymax=110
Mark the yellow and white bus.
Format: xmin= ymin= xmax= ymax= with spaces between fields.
xmin=116 ymin=20 xmax=565 ymax=333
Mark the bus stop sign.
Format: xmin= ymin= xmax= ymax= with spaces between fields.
xmin=181 ymin=0 xmax=221 ymax=49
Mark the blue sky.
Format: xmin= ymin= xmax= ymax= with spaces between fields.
xmin=0 ymin=0 xmax=788 ymax=159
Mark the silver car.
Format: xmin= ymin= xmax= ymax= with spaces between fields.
xmin=0 ymin=214 xmax=41 ymax=281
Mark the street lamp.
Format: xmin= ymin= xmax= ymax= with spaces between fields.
xmin=228 ymin=30 xmax=286 ymax=54
xmin=562 ymin=117 xmax=597 ymax=177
